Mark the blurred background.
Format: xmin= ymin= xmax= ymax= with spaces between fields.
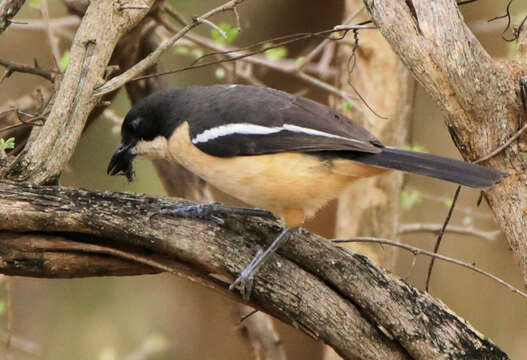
xmin=0 ymin=0 xmax=526 ymax=359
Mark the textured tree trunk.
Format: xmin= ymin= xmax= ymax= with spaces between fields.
xmin=364 ymin=0 xmax=527 ymax=287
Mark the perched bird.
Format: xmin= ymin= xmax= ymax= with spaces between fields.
xmin=108 ymin=84 xmax=507 ymax=297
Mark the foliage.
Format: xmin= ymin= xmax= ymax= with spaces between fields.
xmin=0 ymin=138 xmax=15 ymax=151
xmin=264 ymin=43 xmax=287 ymax=61
xmin=211 ymin=23 xmax=239 ymax=45
xmin=401 ymin=190 xmax=422 ymax=210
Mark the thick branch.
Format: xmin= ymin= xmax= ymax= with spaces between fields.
xmin=0 ymin=180 xmax=509 ymax=360
xmin=363 ymin=0 xmax=527 ymax=288
xmin=3 ymin=0 xmax=153 ymax=184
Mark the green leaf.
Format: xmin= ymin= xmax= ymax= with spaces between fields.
xmin=211 ymin=23 xmax=239 ymax=45
xmin=174 ymin=46 xmax=190 ymax=55
xmin=295 ymin=56 xmax=305 ymax=64
xmin=60 ymin=50 xmax=70 ymax=72
xmin=29 ymin=0 xmax=41 ymax=10
xmin=0 ymin=137 xmax=15 ymax=150
xmin=191 ymin=48 xmax=204 ymax=58
xmin=264 ymin=44 xmax=287 ymax=61
xmin=0 ymin=300 xmax=5 ymax=316
xmin=336 ymin=102 xmax=353 ymax=112
xmin=402 ymin=144 xmax=429 ymax=153
xmin=214 ymin=67 xmax=226 ymax=79
xmin=401 ymin=190 xmax=422 ymax=210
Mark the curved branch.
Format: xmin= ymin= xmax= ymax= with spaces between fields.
xmin=0 ymin=180 xmax=509 ymax=360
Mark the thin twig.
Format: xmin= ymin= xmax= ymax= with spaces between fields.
xmin=93 ymin=0 xmax=247 ymax=96
xmin=425 ymin=185 xmax=462 ymax=292
xmin=398 ymin=223 xmax=500 ymax=241
xmin=333 ymin=237 xmax=527 ymax=299
xmin=154 ymin=18 xmax=373 ymax=121
xmin=197 ymin=18 xmax=226 ymax=39
xmin=294 ymin=8 xmax=365 ymax=71
xmin=474 ymin=122 xmax=527 ymax=164
xmin=0 ymin=58 xmax=55 ymax=82
xmin=9 ymin=16 xmax=81 ymax=31
xmin=40 ymin=0 xmax=61 ymax=71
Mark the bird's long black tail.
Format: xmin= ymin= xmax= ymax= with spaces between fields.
xmin=345 ymin=147 xmax=507 ymax=188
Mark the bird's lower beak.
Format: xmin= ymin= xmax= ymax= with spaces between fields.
xmin=107 ymin=144 xmax=136 ymax=182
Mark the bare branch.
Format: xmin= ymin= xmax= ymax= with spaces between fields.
xmin=0 ymin=0 xmax=25 ymax=34
xmin=40 ymin=0 xmax=61 ymax=71
xmin=334 ymin=237 xmax=527 ymax=299
xmin=0 ymin=180 xmax=511 ymax=359
xmin=364 ymin=0 xmax=527 ymax=290
xmin=3 ymin=0 xmax=154 ymax=184
xmin=93 ymin=0 xmax=247 ymax=96
xmin=0 ymin=58 xmax=56 ymax=82
xmin=398 ymin=223 xmax=500 ymax=242
xmin=9 ymin=15 xmax=80 ymax=31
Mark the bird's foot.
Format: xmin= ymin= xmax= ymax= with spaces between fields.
xmin=229 ymin=227 xmax=295 ymax=300
xmin=151 ymin=203 xmax=275 ymax=225
xmin=229 ymin=249 xmax=263 ymax=300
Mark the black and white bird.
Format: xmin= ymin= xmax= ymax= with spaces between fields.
xmin=107 ymin=84 xmax=507 ymax=297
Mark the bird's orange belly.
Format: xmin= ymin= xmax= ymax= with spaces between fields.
xmin=168 ymin=123 xmax=358 ymax=219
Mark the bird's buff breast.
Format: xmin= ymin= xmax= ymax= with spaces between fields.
xmin=167 ymin=122 xmax=354 ymax=218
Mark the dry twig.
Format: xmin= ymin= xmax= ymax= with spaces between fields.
xmin=94 ymin=0 xmax=247 ymax=96
xmin=0 ymin=58 xmax=56 ymax=82
xmin=334 ymin=237 xmax=527 ymax=299
xmin=398 ymin=223 xmax=500 ymax=241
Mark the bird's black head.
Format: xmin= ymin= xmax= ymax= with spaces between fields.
xmin=107 ymin=89 xmax=189 ymax=181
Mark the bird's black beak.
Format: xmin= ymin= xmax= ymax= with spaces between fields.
xmin=107 ymin=144 xmax=136 ymax=182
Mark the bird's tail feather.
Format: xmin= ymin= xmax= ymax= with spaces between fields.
xmin=344 ymin=147 xmax=507 ymax=188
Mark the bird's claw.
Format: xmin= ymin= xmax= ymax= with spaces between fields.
xmin=229 ymin=249 xmax=263 ymax=300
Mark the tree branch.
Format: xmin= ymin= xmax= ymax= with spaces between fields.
xmin=363 ymin=0 xmax=527 ymax=288
xmin=0 ymin=0 xmax=25 ymax=34
xmin=2 ymin=0 xmax=153 ymax=184
xmin=0 ymin=180 xmax=510 ymax=359
xmin=93 ymin=0 xmax=247 ymax=96
xmin=0 ymin=58 xmax=57 ymax=82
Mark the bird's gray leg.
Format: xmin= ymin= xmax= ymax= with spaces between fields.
xmin=229 ymin=226 xmax=297 ymax=300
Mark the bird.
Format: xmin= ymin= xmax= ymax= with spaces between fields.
xmin=107 ymin=84 xmax=507 ymax=298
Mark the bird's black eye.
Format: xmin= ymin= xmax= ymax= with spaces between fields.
xmin=128 ymin=117 xmax=141 ymax=133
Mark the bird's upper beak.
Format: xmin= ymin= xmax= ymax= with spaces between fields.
xmin=107 ymin=144 xmax=136 ymax=182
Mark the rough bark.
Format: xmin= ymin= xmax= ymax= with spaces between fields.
xmin=363 ymin=0 xmax=527 ymax=287
xmin=2 ymin=0 xmax=154 ymax=184
xmin=0 ymin=180 xmax=510 ymax=360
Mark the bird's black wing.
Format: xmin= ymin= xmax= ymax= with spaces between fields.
xmin=185 ymin=85 xmax=383 ymax=157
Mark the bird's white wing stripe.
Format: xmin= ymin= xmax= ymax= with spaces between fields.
xmin=282 ymin=124 xmax=365 ymax=144
xmin=192 ymin=123 xmax=282 ymax=144
xmin=191 ymin=122 xmax=367 ymax=145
